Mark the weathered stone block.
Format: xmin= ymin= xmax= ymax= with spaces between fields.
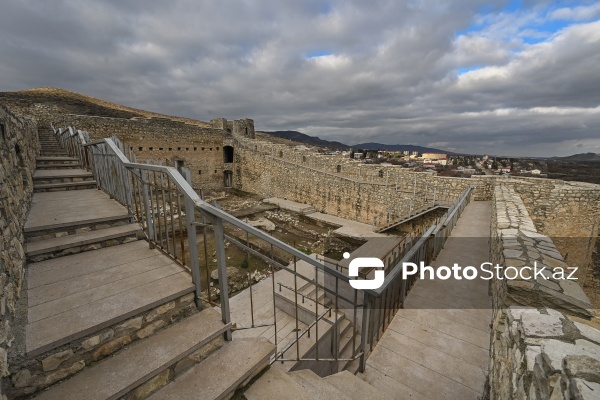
xmin=42 ymin=349 xmax=74 ymax=372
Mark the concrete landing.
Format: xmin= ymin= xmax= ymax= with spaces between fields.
xmin=307 ymin=212 xmax=388 ymax=239
xmin=263 ymin=198 xmax=316 ymax=214
xmin=25 ymin=241 xmax=194 ymax=356
xmin=361 ymin=201 xmax=492 ymax=400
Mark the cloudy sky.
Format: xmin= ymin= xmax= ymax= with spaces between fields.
xmin=1 ymin=0 xmax=599 ymax=156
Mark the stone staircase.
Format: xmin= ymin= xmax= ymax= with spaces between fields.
xmin=244 ymin=367 xmax=386 ymax=399
xmin=10 ymin=129 xmax=276 ymax=399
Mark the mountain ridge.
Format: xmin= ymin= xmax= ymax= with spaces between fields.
xmin=262 ymin=130 xmax=452 ymax=154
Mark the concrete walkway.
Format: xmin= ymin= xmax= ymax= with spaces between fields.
xmin=361 ymin=201 xmax=492 ymax=400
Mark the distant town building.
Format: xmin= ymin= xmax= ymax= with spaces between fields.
xmin=403 ymin=150 xmax=410 ymax=155
xmin=422 ymin=152 xmax=447 ymax=160
xmin=530 ymin=169 xmax=541 ymax=175
xmin=353 ymin=152 xmax=364 ymax=159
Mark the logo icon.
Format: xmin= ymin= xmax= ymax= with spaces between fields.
xmin=345 ymin=252 xmax=385 ymax=290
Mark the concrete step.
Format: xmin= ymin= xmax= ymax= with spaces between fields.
xmin=244 ymin=365 xmax=311 ymax=400
xmin=33 ymin=309 xmax=230 ymax=400
xmin=25 ymin=189 xmax=131 ymax=240
xmin=34 ymin=180 xmax=98 ymax=192
xmin=25 ymin=242 xmax=195 ymax=357
xmin=33 ymin=169 xmax=95 ymax=185
xmin=36 ymin=156 xmax=79 ymax=162
xmin=26 ymin=223 xmax=141 ymax=261
xmin=148 ymin=337 xmax=275 ymax=400
xmin=36 ymin=163 xmax=81 ymax=169
xmin=289 ymin=369 xmax=347 ymax=399
xmin=324 ymin=371 xmax=386 ymax=399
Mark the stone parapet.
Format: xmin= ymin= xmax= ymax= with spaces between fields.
xmin=489 ymin=184 xmax=600 ymax=400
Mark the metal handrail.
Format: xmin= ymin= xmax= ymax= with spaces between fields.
xmin=53 ymin=125 xmax=474 ymax=373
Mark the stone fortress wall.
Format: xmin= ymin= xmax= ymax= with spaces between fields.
xmin=0 ymin=105 xmax=39 ymax=400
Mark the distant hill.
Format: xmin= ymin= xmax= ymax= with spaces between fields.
xmin=262 ymin=131 xmax=453 ymax=154
xmin=552 ymin=153 xmax=600 ymax=161
xmin=0 ymin=87 xmax=211 ymax=127
xmin=352 ymin=142 xmax=453 ymax=154
xmin=262 ymin=131 xmax=350 ymax=149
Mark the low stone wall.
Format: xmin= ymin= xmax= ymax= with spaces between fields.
xmin=0 ymin=105 xmax=38 ymax=400
xmin=489 ymin=185 xmax=600 ymax=399
xmin=7 ymin=293 xmax=196 ymax=398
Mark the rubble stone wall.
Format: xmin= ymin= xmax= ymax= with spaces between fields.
xmin=489 ymin=185 xmax=600 ymax=400
xmin=0 ymin=105 xmax=38 ymax=400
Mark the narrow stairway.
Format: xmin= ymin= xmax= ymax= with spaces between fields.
xmin=10 ymin=129 xmax=275 ymax=400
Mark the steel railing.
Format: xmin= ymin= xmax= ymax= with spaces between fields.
xmin=52 ymin=125 xmax=473 ymax=373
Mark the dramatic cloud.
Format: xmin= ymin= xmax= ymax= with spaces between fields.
xmin=0 ymin=0 xmax=599 ymax=156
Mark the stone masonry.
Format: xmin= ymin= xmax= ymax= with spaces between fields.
xmin=489 ymin=185 xmax=600 ymax=400
xmin=0 ymin=105 xmax=39 ymax=400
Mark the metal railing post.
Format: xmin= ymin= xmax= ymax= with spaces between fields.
xmin=182 ymin=170 xmax=203 ymax=310
xmin=359 ymin=294 xmax=371 ymax=372
xmin=214 ymin=216 xmax=232 ymax=341
xmin=141 ymin=170 xmax=155 ymax=245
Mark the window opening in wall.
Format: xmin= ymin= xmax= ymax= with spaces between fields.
xmin=1 ymin=123 xmax=6 ymax=140
xmin=138 ymin=147 xmax=143 ymax=151
xmin=336 ymin=165 xmax=341 ymax=173
xmin=169 ymin=147 xmax=172 ymax=151
xmin=202 ymin=147 xmax=205 ymax=151
xmin=216 ymin=147 xmax=219 ymax=151
xmin=194 ymin=147 xmax=197 ymax=151
xmin=245 ymin=127 xmax=248 ymax=136
xmin=223 ymin=146 xmax=234 ymax=163
xmin=303 ymin=156 xmax=307 ymax=162
xmin=379 ymin=169 xmax=384 ymax=178
xmin=159 ymin=147 xmax=163 ymax=151
xmin=149 ymin=147 xmax=153 ymax=151
xmin=175 ymin=159 xmax=185 ymax=172
xmin=130 ymin=147 xmax=133 ymax=151
xmin=178 ymin=147 xmax=181 ymax=151
xmin=210 ymin=148 xmax=213 ymax=151
xmin=186 ymin=147 xmax=189 ymax=151
xmin=279 ymin=151 xmax=283 ymax=158
xmin=214 ymin=169 xmax=217 ymax=173
xmin=198 ymin=170 xmax=202 ymax=175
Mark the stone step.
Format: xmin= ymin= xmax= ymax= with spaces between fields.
xmin=148 ymin=337 xmax=275 ymax=400
xmin=324 ymin=370 xmax=386 ymax=399
xmin=26 ymin=223 xmax=141 ymax=261
xmin=34 ymin=180 xmax=98 ymax=192
xmin=289 ymin=369 xmax=347 ymax=399
xmin=243 ymin=365 xmax=310 ymax=400
xmin=32 ymin=309 xmax=230 ymax=400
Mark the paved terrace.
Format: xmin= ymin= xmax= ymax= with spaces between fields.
xmin=360 ymin=201 xmax=492 ymax=400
